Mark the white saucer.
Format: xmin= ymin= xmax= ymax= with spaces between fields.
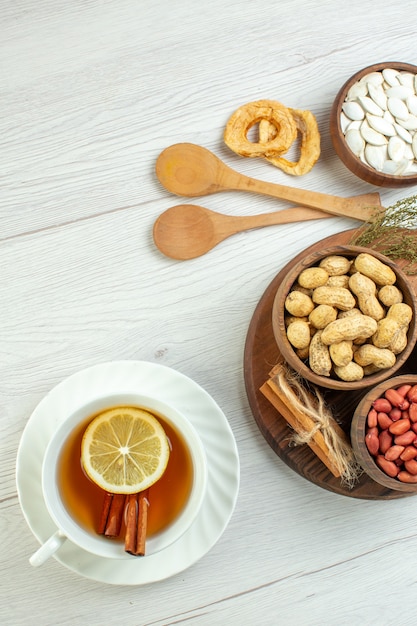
xmin=16 ymin=360 xmax=240 ymax=585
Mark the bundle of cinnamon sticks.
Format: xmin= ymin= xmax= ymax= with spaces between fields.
xmin=260 ymin=363 xmax=360 ymax=485
xmin=98 ymin=490 xmax=149 ymax=556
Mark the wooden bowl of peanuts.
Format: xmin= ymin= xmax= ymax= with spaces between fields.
xmin=351 ymin=375 xmax=417 ymax=492
xmin=272 ymin=244 xmax=417 ymax=391
xmin=330 ymin=62 xmax=417 ymax=188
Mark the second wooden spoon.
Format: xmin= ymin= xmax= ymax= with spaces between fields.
xmin=154 ymin=204 xmax=362 ymax=260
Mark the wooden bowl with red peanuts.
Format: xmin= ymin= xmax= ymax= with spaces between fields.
xmin=351 ymin=375 xmax=417 ymax=492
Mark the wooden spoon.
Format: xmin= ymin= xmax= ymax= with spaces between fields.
xmin=154 ymin=204 xmax=364 ymax=260
xmin=155 ymin=143 xmax=383 ymax=220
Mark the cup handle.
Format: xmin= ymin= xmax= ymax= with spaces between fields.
xmin=29 ymin=530 xmax=68 ymax=567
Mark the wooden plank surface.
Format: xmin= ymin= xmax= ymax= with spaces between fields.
xmin=3 ymin=1 xmax=417 ymax=625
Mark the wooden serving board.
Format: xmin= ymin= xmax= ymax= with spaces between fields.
xmin=244 ymin=228 xmax=417 ymax=500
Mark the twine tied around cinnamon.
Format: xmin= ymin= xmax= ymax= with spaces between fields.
xmin=267 ymin=363 xmax=362 ymax=488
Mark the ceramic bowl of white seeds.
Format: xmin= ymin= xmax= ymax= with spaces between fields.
xmin=330 ymin=62 xmax=417 ymax=187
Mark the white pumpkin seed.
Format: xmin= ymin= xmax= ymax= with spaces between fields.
xmin=385 ymin=85 xmax=413 ymax=100
xmin=346 ymin=81 xmax=368 ymax=100
xmin=399 ymin=72 xmax=416 ymax=89
xmin=345 ymin=128 xmax=365 ymax=156
xmin=342 ymin=100 xmax=365 ymax=121
xmin=360 ymin=120 xmax=388 ymax=146
xmin=411 ymin=133 xmax=417 ymax=159
xmin=404 ymin=143 xmax=414 ymax=160
xmin=357 ymin=95 xmax=384 ymax=116
xmin=361 ymin=71 xmax=384 ymax=86
xmin=387 ymin=97 xmax=409 ymax=120
xmin=406 ymin=94 xmax=417 ymax=116
xmin=364 ymin=144 xmax=386 ymax=171
xmin=382 ymin=68 xmax=401 ymax=86
xmin=395 ymin=158 xmax=411 ymax=174
xmin=345 ymin=120 xmax=362 ymax=132
xmin=340 ymin=111 xmax=351 ymax=133
xmin=368 ymin=83 xmax=388 ymax=110
xmin=358 ymin=151 xmax=368 ymax=164
xmin=393 ymin=122 xmax=413 ymax=143
xmin=366 ymin=113 xmax=396 ymax=136
xmin=382 ymin=159 xmax=402 ymax=174
xmin=388 ymin=135 xmax=406 ymax=161
xmin=398 ymin=115 xmax=417 ymax=131
xmin=405 ymin=162 xmax=417 ymax=174
xmin=383 ymin=110 xmax=395 ymax=124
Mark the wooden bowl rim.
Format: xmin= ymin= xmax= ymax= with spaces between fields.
xmin=351 ymin=374 xmax=417 ymax=492
xmin=272 ymin=244 xmax=417 ymax=391
xmin=330 ymin=61 xmax=417 ymax=188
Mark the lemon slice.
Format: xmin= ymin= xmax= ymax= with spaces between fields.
xmin=81 ymin=406 xmax=170 ymax=494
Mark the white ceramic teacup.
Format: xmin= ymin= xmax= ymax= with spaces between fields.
xmin=29 ymin=393 xmax=207 ymax=566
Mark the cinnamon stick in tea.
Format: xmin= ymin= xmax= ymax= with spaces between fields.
xmin=125 ymin=490 xmax=149 ymax=557
xmin=98 ymin=493 xmax=126 ymax=537
xmin=135 ymin=490 xmax=149 ymax=556
xmin=98 ymin=492 xmax=113 ymax=534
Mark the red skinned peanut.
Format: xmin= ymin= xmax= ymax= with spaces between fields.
xmin=398 ymin=471 xmax=417 ymax=483
xmin=400 ymin=446 xmax=417 ymax=461
xmin=385 ymin=388 xmax=409 ymax=410
xmin=384 ymin=445 xmax=405 ymax=461
xmin=365 ymin=432 xmax=380 ymax=456
xmin=389 ymin=418 xmax=411 ymax=435
xmin=394 ymin=431 xmax=417 ymax=446
xmin=397 ymin=384 xmax=412 ymax=397
xmin=377 ymin=413 xmax=393 ymax=430
xmin=376 ymin=455 xmax=400 ymax=477
xmin=409 ymin=403 xmax=417 ymax=423
xmin=367 ymin=408 xmax=378 ymax=428
xmin=407 ymin=385 xmax=417 ymax=403
xmin=404 ymin=459 xmax=417 ymax=475
xmin=388 ymin=407 xmax=402 ymax=421
xmin=372 ymin=398 xmax=392 ymax=413
xmin=379 ymin=430 xmax=393 ymax=454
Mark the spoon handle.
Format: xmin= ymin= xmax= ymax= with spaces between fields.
xmin=222 ymin=168 xmax=382 ymax=220
xmin=220 ymin=206 xmax=331 ymax=236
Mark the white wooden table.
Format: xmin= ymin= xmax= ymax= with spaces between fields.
xmin=3 ymin=1 xmax=417 ymax=624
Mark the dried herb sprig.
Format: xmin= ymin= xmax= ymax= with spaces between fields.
xmin=351 ymin=194 xmax=417 ymax=274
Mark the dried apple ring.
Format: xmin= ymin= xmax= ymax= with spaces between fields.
xmin=259 ymin=108 xmax=321 ymax=176
xmin=224 ymin=100 xmax=297 ymax=158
